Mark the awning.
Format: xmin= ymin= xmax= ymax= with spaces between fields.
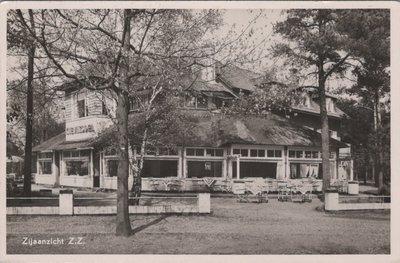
xmin=32 ymin=132 xmax=93 ymax=152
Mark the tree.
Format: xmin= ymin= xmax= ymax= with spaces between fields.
xmin=337 ymin=9 xmax=390 ymax=189
xmin=8 ymin=10 xmax=37 ymax=196
xmin=273 ymin=10 xmax=352 ymax=191
xmin=16 ymin=8 xmax=227 ymax=236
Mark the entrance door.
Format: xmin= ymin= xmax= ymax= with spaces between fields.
xmin=93 ymin=153 xmax=100 ymax=187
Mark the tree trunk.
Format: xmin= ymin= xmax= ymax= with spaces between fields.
xmin=23 ymin=10 xmax=36 ymax=197
xmin=318 ymin=63 xmax=331 ymax=192
xmin=115 ymin=9 xmax=132 ymax=237
xmin=374 ymin=91 xmax=384 ymax=189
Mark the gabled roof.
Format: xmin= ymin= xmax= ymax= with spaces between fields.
xmin=292 ymin=100 xmax=348 ymax=119
xmin=216 ymin=63 xmax=263 ymax=92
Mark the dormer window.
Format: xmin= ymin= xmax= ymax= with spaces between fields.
xmin=326 ymin=98 xmax=336 ymax=112
xmin=77 ymin=99 xmax=87 ymax=118
xmin=74 ymin=92 xmax=88 ymax=119
xmin=302 ymin=93 xmax=311 ymax=108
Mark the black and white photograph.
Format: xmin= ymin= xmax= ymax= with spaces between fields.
xmin=1 ymin=1 xmax=398 ymax=260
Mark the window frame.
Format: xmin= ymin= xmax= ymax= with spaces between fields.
xmin=63 ymin=150 xmax=91 ymax=177
xmin=232 ymin=147 xmax=282 ymax=159
xmin=186 ymin=147 xmax=224 ymax=158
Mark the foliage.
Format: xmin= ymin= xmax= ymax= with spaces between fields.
xmin=337 ymin=9 xmax=390 ymax=188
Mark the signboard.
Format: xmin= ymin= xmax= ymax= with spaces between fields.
xmin=66 ymin=124 xmax=95 ymax=135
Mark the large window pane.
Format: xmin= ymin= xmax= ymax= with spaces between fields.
xmin=233 ymin=161 xmax=276 ymax=179
xmin=39 ymin=161 xmax=52 ymax=174
xmin=290 ymin=163 xmax=320 ymax=179
xmin=195 ymin=149 xmax=204 ymax=156
xmin=107 ymin=160 xmax=118 ymax=177
xmin=197 ymin=96 xmax=208 ymax=108
xmin=215 ymin=149 xmax=223 ymax=157
xmin=187 ymin=161 xmax=222 ymax=178
xmin=65 ymin=160 xmax=89 ymax=176
xmin=142 ymin=160 xmax=178 ymax=178
xmin=77 ymin=99 xmax=86 ymax=118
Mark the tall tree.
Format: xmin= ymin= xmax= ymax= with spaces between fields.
xmin=17 ymin=9 xmax=226 ymax=236
xmin=8 ymin=10 xmax=37 ymax=196
xmin=273 ymin=10 xmax=351 ymax=191
xmin=337 ymin=9 xmax=390 ymax=189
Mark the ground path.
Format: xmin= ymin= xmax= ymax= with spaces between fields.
xmin=7 ymin=197 xmax=390 ymax=254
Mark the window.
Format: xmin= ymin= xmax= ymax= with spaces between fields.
xmin=186 ymin=148 xmax=222 ymax=157
xmin=107 ymin=159 xmax=118 ymax=177
xmin=65 ymin=160 xmax=89 ymax=176
xmin=77 ymin=99 xmax=87 ymax=118
xmin=63 ymin=150 xmax=90 ymax=176
xmin=187 ymin=148 xmax=195 ymax=156
xmin=195 ymin=149 xmax=204 ymax=156
xmin=159 ymin=147 xmax=178 ymax=156
xmin=267 ymin=149 xmax=282 ymax=158
xmin=197 ymin=96 xmax=208 ymax=108
xmin=102 ymin=99 xmax=108 ymax=115
xmin=145 ymin=146 xmax=157 ymax=156
xmin=233 ymin=162 xmax=277 ymax=179
xmin=233 ymin=148 xmax=278 ymax=158
xmin=185 ymin=95 xmax=196 ymax=108
xmin=38 ymin=152 xmax=52 ymax=159
xmin=289 ymin=150 xmax=322 ymax=159
xmin=63 ymin=150 xmax=85 ymax=158
xmin=142 ymin=160 xmax=178 ymax=178
xmin=39 ymin=161 xmax=52 ymax=175
xmin=290 ymin=163 xmax=320 ymax=179
xmin=38 ymin=152 xmax=53 ymax=175
xmin=187 ymin=161 xmax=222 ymax=178
xmin=206 ymin=148 xmax=223 ymax=157
xmin=184 ymin=94 xmax=208 ymax=109
xmin=186 ymin=148 xmax=204 ymax=156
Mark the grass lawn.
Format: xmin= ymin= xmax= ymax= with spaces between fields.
xmin=7 ymin=198 xmax=390 ymax=254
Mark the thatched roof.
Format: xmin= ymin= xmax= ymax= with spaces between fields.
xmin=178 ymin=111 xmax=347 ymax=148
xmin=33 ymin=110 xmax=347 ymax=153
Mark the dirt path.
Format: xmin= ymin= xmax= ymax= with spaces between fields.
xmin=7 ymin=198 xmax=390 ymax=254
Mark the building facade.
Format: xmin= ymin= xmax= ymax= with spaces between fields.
xmin=32 ymin=63 xmax=353 ymax=192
